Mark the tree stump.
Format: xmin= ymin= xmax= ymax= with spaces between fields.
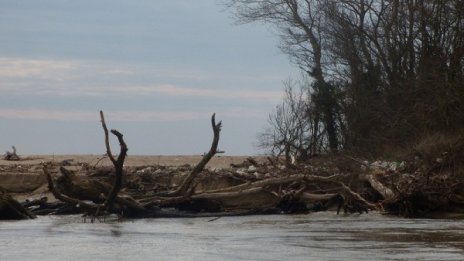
xmin=3 ymin=146 xmax=20 ymax=161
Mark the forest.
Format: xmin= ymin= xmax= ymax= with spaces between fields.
xmin=227 ymin=0 xmax=464 ymax=159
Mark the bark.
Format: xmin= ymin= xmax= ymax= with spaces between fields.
xmin=364 ymin=173 xmax=395 ymax=200
xmin=43 ymin=166 xmax=100 ymax=212
xmin=41 ymin=111 xmax=138 ymax=216
xmin=100 ymin=110 xmax=128 ymax=210
xmin=301 ymin=192 xmax=338 ymax=201
xmin=169 ymin=113 xmax=222 ymax=196
xmin=0 ymin=187 xmax=35 ymax=220
xmin=193 ymin=187 xmax=264 ymax=200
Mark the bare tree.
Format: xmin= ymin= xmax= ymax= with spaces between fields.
xmin=228 ymin=0 xmax=341 ymax=152
xmin=230 ymin=0 xmax=464 ymax=156
xmin=258 ymin=79 xmax=325 ymax=164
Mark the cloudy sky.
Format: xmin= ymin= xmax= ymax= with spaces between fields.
xmin=0 ymin=0 xmax=296 ymax=155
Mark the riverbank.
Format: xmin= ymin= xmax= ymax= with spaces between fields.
xmin=1 ymin=150 xmax=464 ymax=219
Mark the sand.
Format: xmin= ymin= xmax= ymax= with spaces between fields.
xmin=0 ymin=154 xmax=264 ymax=168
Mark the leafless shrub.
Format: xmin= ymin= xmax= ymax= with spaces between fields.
xmin=258 ymin=79 xmax=325 ymax=165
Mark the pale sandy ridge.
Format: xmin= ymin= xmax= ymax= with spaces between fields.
xmin=0 ymin=154 xmax=266 ymax=168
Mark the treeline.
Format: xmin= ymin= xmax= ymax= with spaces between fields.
xmin=229 ymin=0 xmax=464 ymax=159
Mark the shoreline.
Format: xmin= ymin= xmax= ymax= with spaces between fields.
xmin=0 ymin=154 xmax=267 ymax=168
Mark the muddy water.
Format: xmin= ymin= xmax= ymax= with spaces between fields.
xmin=1 ymin=212 xmax=463 ymax=261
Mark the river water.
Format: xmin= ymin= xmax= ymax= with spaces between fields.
xmin=1 ymin=212 xmax=463 ymax=261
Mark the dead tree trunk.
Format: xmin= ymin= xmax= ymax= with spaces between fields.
xmin=42 ymin=112 xmax=228 ymax=218
xmin=169 ymin=113 xmax=222 ymax=196
xmin=364 ymin=173 xmax=395 ymax=201
xmin=42 ymin=111 xmax=139 ymax=216
xmin=100 ymin=110 xmax=128 ymax=210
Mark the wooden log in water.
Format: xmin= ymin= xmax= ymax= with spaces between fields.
xmin=0 ymin=187 xmax=35 ymax=220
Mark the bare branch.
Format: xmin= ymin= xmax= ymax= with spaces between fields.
xmin=100 ymin=110 xmax=116 ymax=164
xmin=99 ymin=111 xmax=129 ymax=210
xmin=169 ymin=113 xmax=222 ymax=196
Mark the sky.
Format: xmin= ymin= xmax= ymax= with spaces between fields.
xmin=0 ymin=0 xmax=296 ymax=156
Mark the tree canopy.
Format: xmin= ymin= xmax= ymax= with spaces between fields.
xmin=229 ymin=0 xmax=464 ymax=158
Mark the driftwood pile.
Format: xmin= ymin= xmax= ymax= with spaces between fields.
xmin=9 ymin=112 xmax=378 ymax=219
xmin=2 ymin=112 xmax=464 ymax=220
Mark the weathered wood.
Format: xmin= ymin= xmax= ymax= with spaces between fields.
xmin=43 ymin=166 xmax=100 ymax=211
xmin=206 ymin=175 xmax=305 ymax=193
xmin=37 ymin=111 xmax=385 ymax=218
xmin=364 ymin=173 xmax=395 ymax=200
xmin=193 ymin=187 xmax=264 ymax=199
xmin=40 ymin=112 xmax=135 ymax=216
xmin=100 ymin=111 xmax=128 ymax=210
xmin=337 ymin=182 xmax=378 ymax=211
xmin=169 ymin=113 xmax=222 ymax=196
xmin=57 ymin=167 xmax=111 ymax=202
xmin=301 ymin=192 xmax=338 ymax=201
xmin=3 ymin=146 xmax=20 ymax=161
xmin=0 ymin=187 xmax=35 ymax=220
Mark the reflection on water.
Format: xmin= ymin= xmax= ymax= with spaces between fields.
xmin=1 ymin=212 xmax=464 ymax=261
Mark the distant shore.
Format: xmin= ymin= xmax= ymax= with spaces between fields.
xmin=0 ymin=154 xmax=266 ymax=169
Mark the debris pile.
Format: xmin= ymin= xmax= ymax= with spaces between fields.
xmin=2 ymin=113 xmax=463 ymax=220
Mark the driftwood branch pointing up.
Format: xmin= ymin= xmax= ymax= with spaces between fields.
xmin=40 ymin=112 xmax=136 ymax=217
xmin=100 ymin=111 xmax=116 ymax=164
xmin=170 ymin=113 xmax=222 ymax=196
xmin=100 ymin=110 xmax=128 ymax=210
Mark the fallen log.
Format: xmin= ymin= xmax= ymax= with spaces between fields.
xmin=44 ymin=166 xmax=101 ymax=212
xmin=0 ymin=187 xmax=35 ymax=220
xmin=205 ymin=175 xmax=305 ymax=193
xmin=56 ymin=167 xmax=111 ymax=203
xmin=301 ymin=192 xmax=338 ymax=201
xmin=192 ymin=187 xmax=263 ymax=199
xmin=364 ymin=173 xmax=395 ymax=200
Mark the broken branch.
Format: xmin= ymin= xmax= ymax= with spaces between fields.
xmin=170 ymin=113 xmax=222 ymax=196
xmin=100 ymin=111 xmax=128 ymax=210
